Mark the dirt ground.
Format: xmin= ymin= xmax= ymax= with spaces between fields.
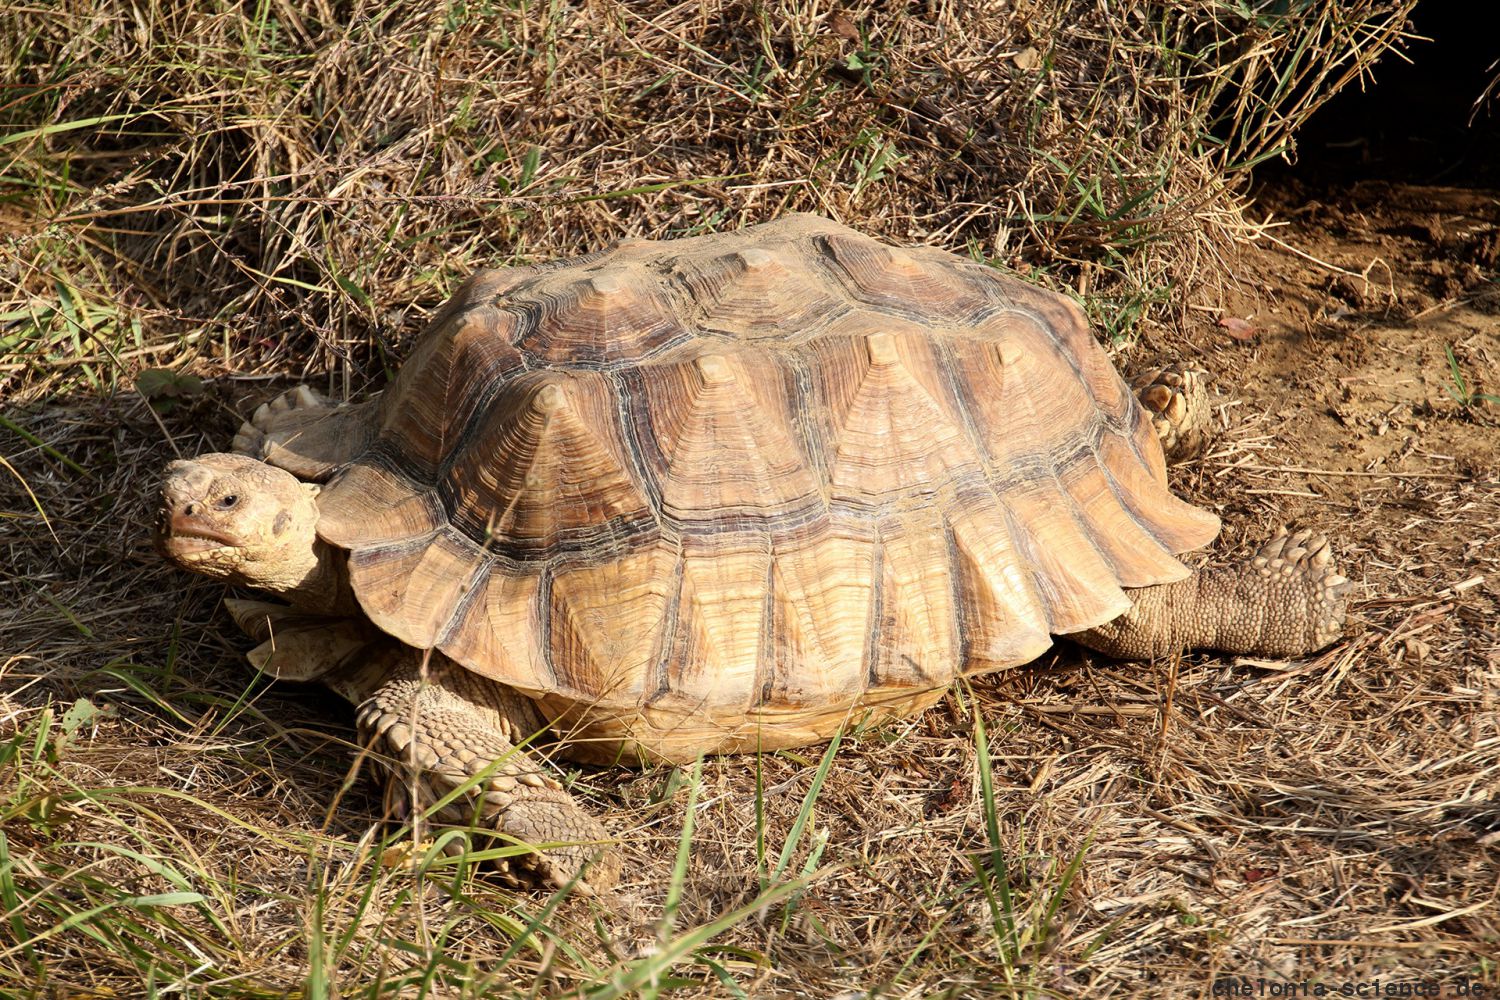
xmin=2 ymin=178 xmax=1497 ymax=995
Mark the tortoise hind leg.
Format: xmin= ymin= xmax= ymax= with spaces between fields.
xmin=348 ymin=648 xmax=618 ymax=893
xmin=232 ymin=385 xmax=377 ymax=482
xmin=1132 ymin=363 xmax=1213 ymax=462
xmin=1075 ymin=528 xmax=1353 ymax=660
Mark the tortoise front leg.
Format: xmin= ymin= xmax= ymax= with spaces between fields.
xmin=346 ymin=647 xmax=618 ymax=893
xmin=1075 ymin=529 xmax=1352 ymax=660
xmin=231 ymin=385 xmax=377 ymax=482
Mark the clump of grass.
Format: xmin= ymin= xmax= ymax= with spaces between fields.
xmin=2 ymin=1 xmax=1417 ymax=409
xmin=1443 ymin=343 xmax=1500 ymax=410
xmin=0 ymin=686 xmax=831 ymax=997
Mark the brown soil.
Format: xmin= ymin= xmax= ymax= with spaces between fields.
xmin=1231 ymin=181 xmax=1498 ymax=474
xmin=1039 ymin=177 xmax=1500 ymax=986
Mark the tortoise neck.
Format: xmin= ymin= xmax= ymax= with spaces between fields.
xmin=284 ymin=542 xmax=356 ymax=616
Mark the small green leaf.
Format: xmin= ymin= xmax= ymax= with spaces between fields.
xmin=134 ymin=368 xmax=176 ymax=397
xmin=135 ymin=368 xmax=203 ymax=399
xmin=59 ymin=698 xmax=100 ymax=739
xmin=335 ymin=275 xmax=372 ymax=308
xmin=519 ymin=145 xmax=541 ymax=189
xmin=123 ymin=892 xmax=208 ymax=908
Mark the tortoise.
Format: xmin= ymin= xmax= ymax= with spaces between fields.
xmin=155 ymin=214 xmax=1351 ymax=892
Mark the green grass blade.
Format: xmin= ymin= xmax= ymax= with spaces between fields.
xmin=771 ymin=726 xmax=843 ymax=884
xmin=0 ymin=114 xmax=135 ymax=148
xmin=581 ymin=877 xmax=811 ymax=1000
xmin=971 ymin=708 xmax=1017 ymax=957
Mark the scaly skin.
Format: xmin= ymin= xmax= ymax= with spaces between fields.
xmin=346 ymin=646 xmax=619 ymax=893
xmin=1076 ymin=528 xmax=1351 ymax=660
xmin=1132 ymin=363 xmax=1214 ymax=461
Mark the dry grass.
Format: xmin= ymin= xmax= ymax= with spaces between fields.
xmin=8 ymin=1 xmax=1498 ymax=997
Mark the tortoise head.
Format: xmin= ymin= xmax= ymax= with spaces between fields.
xmin=156 ymin=453 xmax=324 ymax=596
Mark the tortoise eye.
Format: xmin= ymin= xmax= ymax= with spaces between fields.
xmin=216 ymin=494 xmax=240 ymax=510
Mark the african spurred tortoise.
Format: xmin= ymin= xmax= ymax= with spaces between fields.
xmin=157 ymin=214 xmax=1350 ymax=891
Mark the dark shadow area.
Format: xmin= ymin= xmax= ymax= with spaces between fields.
xmin=1264 ymin=2 xmax=1500 ymax=186
xmin=1244 ymin=3 xmax=1500 ymax=326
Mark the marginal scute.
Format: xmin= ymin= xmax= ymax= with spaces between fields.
xmin=761 ymin=519 xmax=875 ymax=705
xmin=1054 ymin=455 xmax=1189 ymax=588
xmin=347 ymin=528 xmax=486 ymax=649
xmin=871 ymin=512 xmax=956 ymax=688
xmin=547 ymin=543 xmax=674 ymax=702
xmin=657 ymin=535 xmax=770 ymax=715
xmin=1130 ymin=387 xmax=1170 ymax=486
xmin=948 ymin=504 xmax=1054 ymax=671
xmin=443 ymin=570 xmax=547 ymax=692
xmin=997 ymin=478 xmax=1132 ymax=632
xmin=319 ymin=458 xmax=443 ymax=550
xmin=1094 ymin=432 xmax=1219 ymax=554
xmin=312 ymin=213 xmax=1221 ymax=756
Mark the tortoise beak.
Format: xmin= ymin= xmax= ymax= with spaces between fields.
xmin=164 ymin=514 xmax=241 ymax=550
xmin=155 ymin=510 xmax=245 ymax=561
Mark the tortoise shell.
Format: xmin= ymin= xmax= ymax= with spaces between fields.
xmin=314 ymin=215 xmax=1219 ymax=761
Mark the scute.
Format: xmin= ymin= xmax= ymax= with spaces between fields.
xmin=313 ymin=213 xmax=1222 ymax=755
xmin=508 ymin=265 xmax=692 ymax=364
xmin=809 ymin=330 xmax=981 ymax=504
xmin=375 ymin=304 xmax=525 ymax=481
xmin=819 ymin=232 xmax=996 ymax=324
xmin=628 ymin=348 xmax=821 ymax=524
xmin=442 ymin=373 xmax=655 ymax=557
xmin=671 ymin=245 xmax=846 ymax=341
